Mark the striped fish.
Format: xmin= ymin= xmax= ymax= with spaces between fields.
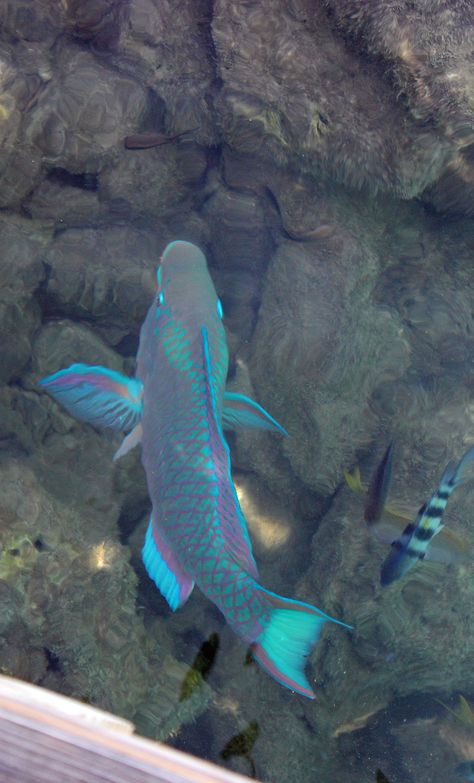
xmin=380 ymin=445 xmax=474 ymax=586
xmin=39 ymin=240 xmax=351 ymax=698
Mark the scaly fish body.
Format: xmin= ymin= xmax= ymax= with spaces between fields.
xmin=139 ymin=243 xmax=260 ymax=629
xmin=456 ymin=760 xmax=474 ymax=781
xmin=40 ymin=240 xmax=350 ymax=697
xmin=381 ymin=445 xmax=474 ymax=586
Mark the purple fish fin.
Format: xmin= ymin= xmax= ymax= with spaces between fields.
xmin=220 ymin=490 xmax=259 ymax=580
xmin=201 ymin=330 xmax=259 ymax=579
xmin=113 ymin=423 xmax=143 ymax=461
xmin=39 ymin=363 xmax=143 ymax=431
xmin=223 ymin=392 xmax=287 ymax=436
xmin=251 ymin=589 xmax=352 ymax=699
xmin=142 ymin=517 xmax=194 ymax=610
xmin=425 ymin=526 xmax=470 ymax=564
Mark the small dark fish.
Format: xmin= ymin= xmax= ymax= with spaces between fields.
xmin=220 ymin=721 xmax=259 ymax=778
xmin=380 ymin=445 xmax=474 ymax=586
xmin=124 ymin=128 xmax=199 ymax=149
xmin=244 ymin=647 xmax=255 ymax=666
xmin=285 ymin=224 xmax=336 ymax=242
xmin=365 ymin=441 xmax=395 ymax=526
xmin=179 ymin=632 xmax=219 ymax=702
xmin=456 ymin=760 xmax=474 ymax=781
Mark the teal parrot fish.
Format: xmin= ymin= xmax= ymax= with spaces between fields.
xmin=456 ymin=761 xmax=474 ymax=781
xmin=39 ymin=240 xmax=350 ymax=698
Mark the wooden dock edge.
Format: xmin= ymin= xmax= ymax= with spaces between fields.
xmin=0 ymin=675 xmax=256 ymax=783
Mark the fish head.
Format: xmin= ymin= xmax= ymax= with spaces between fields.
xmin=380 ymin=543 xmax=417 ymax=586
xmin=137 ymin=240 xmax=228 ymax=393
xmin=158 ymin=241 xmax=218 ymax=315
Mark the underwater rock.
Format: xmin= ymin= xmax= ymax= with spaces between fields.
xmin=324 ymin=0 xmax=474 ymax=215
xmin=114 ymin=0 xmax=217 ymax=143
xmin=26 ymin=47 xmax=146 ymax=173
xmin=40 ymin=226 xmax=160 ymax=333
xmin=0 ymin=1 xmax=66 ymax=44
xmin=65 ymin=0 xmax=127 ymax=49
xmin=0 ymin=459 xmax=142 ymax=712
xmin=30 ymin=321 xmax=127 ymax=381
xmin=204 ymin=185 xmax=273 ymax=274
xmin=24 ymin=179 xmax=109 ymax=228
xmin=211 ymin=269 xmax=261 ymax=342
xmin=0 ymin=45 xmax=44 ymax=208
xmin=98 ymin=137 xmax=207 ymax=221
xmin=0 ymin=215 xmax=51 ymax=383
xmin=133 ymin=655 xmax=212 ymax=742
xmin=212 ymin=0 xmax=450 ymax=198
xmin=247 ymin=205 xmax=409 ymax=494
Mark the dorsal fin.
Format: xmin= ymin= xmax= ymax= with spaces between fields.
xmin=201 ymin=327 xmax=259 ymax=579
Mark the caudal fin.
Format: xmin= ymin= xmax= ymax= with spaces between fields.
xmin=251 ymin=589 xmax=351 ymax=699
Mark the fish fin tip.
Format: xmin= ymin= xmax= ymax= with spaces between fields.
xmin=251 ymin=591 xmax=349 ymax=699
xmin=223 ymin=392 xmax=287 ymax=435
xmin=425 ymin=526 xmax=470 ymax=564
xmin=113 ymin=423 xmax=143 ymax=461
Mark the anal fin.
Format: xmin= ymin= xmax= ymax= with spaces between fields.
xmin=142 ymin=517 xmax=194 ymax=610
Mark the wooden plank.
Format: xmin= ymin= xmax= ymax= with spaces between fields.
xmin=0 ymin=676 xmax=255 ymax=783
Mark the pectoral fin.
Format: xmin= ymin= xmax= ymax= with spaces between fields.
xmin=39 ymin=363 xmax=143 ymax=431
xmin=424 ymin=526 xmax=470 ymax=564
xmin=113 ymin=423 xmax=143 ymax=460
xmin=223 ymin=392 xmax=287 ymax=435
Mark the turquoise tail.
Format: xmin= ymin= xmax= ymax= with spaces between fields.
xmin=250 ymin=589 xmax=351 ymax=699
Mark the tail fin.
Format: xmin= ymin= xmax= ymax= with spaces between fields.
xmin=250 ymin=589 xmax=351 ymax=699
xmin=452 ymin=444 xmax=474 ymax=487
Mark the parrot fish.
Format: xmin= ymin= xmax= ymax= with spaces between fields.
xmin=380 ymin=444 xmax=474 ymax=586
xmin=456 ymin=760 xmax=474 ymax=781
xmin=39 ymin=240 xmax=350 ymax=698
